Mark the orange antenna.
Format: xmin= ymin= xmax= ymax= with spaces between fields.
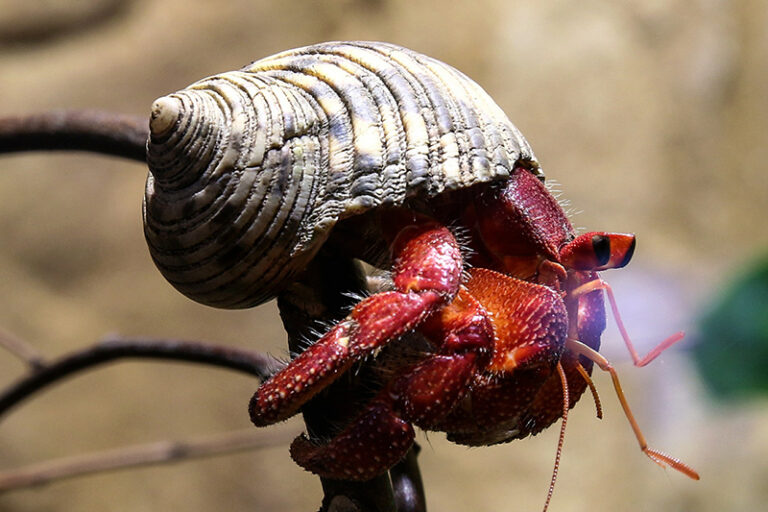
xmin=566 ymin=339 xmax=700 ymax=480
xmin=571 ymin=279 xmax=685 ymax=367
xmin=542 ymin=362 xmax=570 ymax=512
xmin=574 ymin=361 xmax=602 ymax=419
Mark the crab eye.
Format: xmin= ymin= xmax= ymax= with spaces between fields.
xmin=591 ymin=234 xmax=611 ymax=266
xmin=560 ymin=232 xmax=636 ymax=271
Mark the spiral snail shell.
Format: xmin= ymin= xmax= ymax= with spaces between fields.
xmin=144 ymin=41 xmax=540 ymax=309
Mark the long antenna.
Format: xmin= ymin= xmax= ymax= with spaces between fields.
xmin=542 ymin=362 xmax=570 ymax=512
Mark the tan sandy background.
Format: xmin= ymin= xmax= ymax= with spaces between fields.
xmin=1 ymin=0 xmax=767 ymax=510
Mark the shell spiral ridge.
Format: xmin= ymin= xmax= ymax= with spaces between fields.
xmin=144 ymin=41 xmax=539 ymax=309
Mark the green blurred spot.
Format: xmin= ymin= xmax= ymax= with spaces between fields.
xmin=693 ymin=254 xmax=768 ymax=400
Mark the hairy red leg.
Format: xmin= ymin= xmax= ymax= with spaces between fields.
xmin=290 ymin=399 xmax=416 ymax=481
xmin=571 ymin=279 xmax=686 ymax=367
xmin=291 ymin=353 xmax=478 ymax=480
xmin=250 ymin=222 xmax=463 ymax=426
xmin=566 ymin=339 xmax=700 ymax=480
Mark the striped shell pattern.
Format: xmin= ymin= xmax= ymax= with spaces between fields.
xmin=144 ymin=41 xmax=540 ymax=309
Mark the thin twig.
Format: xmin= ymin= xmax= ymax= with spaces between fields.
xmin=0 ymin=337 xmax=282 ymax=420
xmin=0 ymin=427 xmax=296 ymax=493
xmin=0 ymin=326 xmax=46 ymax=370
xmin=0 ymin=0 xmax=132 ymax=45
xmin=0 ymin=110 xmax=148 ymax=162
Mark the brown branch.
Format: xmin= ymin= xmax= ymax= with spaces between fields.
xmin=0 ymin=0 xmax=133 ymax=45
xmin=0 ymin=427 xmax=295 ymax=493
xmin=0 ymin=110 xmax=148 ymax=162
xmin=0 ymin=337 xmax=281 ymax=420
xmin=0 ymin=326 xmax=46 ymax=370
xmin=390 ymin=445 xmax=426 ymax=512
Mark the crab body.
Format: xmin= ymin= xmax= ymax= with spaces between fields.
xmin=144 ymin=41 xmax=696 ymax=490
xmin=247 ymin=165 xmax=617 ymax=480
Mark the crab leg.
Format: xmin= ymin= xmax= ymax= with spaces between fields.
xmin=566 ymin=339 xmax=699 ymax=480
xmin=250 ymin=222 xmax=463 ymax=426
xmin=570 ymin=279 xmax=685 ymax=367
xmin=290 ymin=353 xmax=478 ymax=480
xmin=290 ymin=281 xmax=496 ymax=480
xmin=290 ymin=398 xmax=415 ymax=481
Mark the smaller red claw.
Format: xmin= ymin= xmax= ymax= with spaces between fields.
xmin=290 ymin=401 xmax=415 ymax=481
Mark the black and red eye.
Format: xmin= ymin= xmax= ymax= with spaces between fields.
xmin=560 ymin=232 xmax=636 ymax=271
xmin=591 ymin=234 xmax=611 ymax=267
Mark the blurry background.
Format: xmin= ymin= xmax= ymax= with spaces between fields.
xmin=0 ymin=0 xmax=767 ymax=510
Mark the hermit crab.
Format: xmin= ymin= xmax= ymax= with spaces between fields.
xmin=143 ymin=41 xmax=698 ymax=509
